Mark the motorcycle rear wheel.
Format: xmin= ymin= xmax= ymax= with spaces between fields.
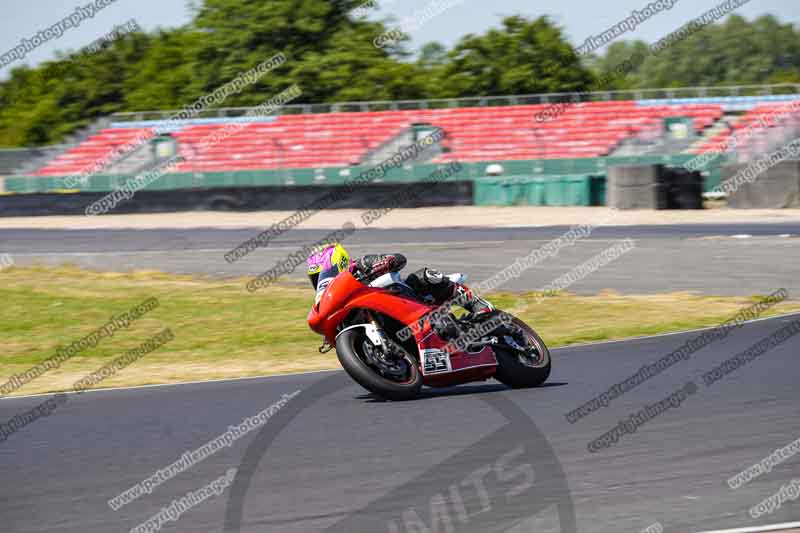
xmin=336 ymin=328 xmax=423 ymax=401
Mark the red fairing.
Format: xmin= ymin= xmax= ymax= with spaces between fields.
xmin=307 ymin=271 xmax=362 ymax=340
xmin=308 ymin=271 xmax=431 ymax=343
xmin=416 ymin=330 xmax=497 ymax=387
xmin=307 ymin=270 xmax=498 ymax=387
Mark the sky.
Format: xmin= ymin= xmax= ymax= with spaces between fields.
xmin=1 ymin=0 xmax=798 ymax=79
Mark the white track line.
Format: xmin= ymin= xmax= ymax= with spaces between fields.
xmin=7 ymin=241 xmax=505 ymax=257
xmin=696 ymin=521 xmax=800 ymax=533
xmin=7 ymin=239 xmax=631 ymax=258
xmin=2 ymin=311 xmax=798 ymax=402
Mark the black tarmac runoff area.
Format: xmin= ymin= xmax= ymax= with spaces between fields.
xmin=3 ymin=222 xmax=800 ymax=295
xmin=2 ymin=313 xmax=799 ymax=533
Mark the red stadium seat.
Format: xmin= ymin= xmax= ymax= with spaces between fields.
xmin=43 ymin=99 xmax=797 ymax=175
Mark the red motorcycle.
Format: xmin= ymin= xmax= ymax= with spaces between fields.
xmin=308 ymin=268 xmax=551 ymax=401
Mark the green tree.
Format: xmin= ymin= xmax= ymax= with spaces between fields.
xmin=418 ymin=42 xmax=448 ymax=69
xmin=2 ymin=6 xmax=798 ymax=148
xmin=430 ymin=16 xmax=596 ymax=98
xmin=594 ymin=14 xmax=800 ymax=89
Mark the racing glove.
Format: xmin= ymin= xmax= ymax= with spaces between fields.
xmin=353 ymin=253 xmax=407 ymax=283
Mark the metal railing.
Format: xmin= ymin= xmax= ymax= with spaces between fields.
xmin=108 ymin=84 xmax=800 ymax=123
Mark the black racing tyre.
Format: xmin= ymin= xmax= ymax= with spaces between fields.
xmin=335 ymin=328 xmax=422 ymax=401
xmin=492 ymin=316 xmax=551 ymax=389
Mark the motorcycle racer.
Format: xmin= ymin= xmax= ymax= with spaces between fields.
xmin=304 ymin=242 xmax=551 ymax=400
xmin=305 ymin=243 xmax=493 ymax=315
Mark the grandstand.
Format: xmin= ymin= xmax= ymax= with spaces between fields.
xmin=691 ymin=101 xmax=800 ymax=158
xmin=0 ymin=84 xmax=795 ymax=213
xmin=30 ymin=86 xmax=800 ymax=180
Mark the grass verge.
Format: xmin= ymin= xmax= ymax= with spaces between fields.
xmin=1 ymin=265 xmax=798 ymax=396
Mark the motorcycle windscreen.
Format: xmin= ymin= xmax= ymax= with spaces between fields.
xmin=314 ymin=265 xmax=341 ymax=306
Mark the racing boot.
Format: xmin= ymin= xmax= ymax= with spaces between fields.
xmin=451 ymin=283 xmax=495 ymax=317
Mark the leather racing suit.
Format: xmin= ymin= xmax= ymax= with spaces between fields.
xmin=351 ymin=253 xmax=492 ymax=315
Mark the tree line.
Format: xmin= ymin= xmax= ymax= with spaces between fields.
xmin=1 ymin=0 xmax=798 ymax=147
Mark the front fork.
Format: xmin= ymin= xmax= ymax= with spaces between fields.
xmin=321 ymin=311 xmax=388 ymax=354
xmin=364 ymin=311 xmax=391 ymax=352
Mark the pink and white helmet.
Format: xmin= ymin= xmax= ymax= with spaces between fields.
xmin=306 ymin=243 xmax=352 ymax=289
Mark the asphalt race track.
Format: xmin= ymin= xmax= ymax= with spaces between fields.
xmin=3 ymin=222 xmax=800 ymax=295
xmin=1 ymin=314 xmax=799 ymax=532
xmin=2 ymin=222 xmax=800 ymax=532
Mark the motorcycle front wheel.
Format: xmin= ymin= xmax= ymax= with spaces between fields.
xmin=490 ymin=314 xmax=552 ymax=388
xmin=335 ymin=328 xmax=423 ymax=401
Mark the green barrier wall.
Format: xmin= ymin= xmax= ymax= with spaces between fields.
xmin=4 ymin=154 xmax=729 ymax=203
xmin=474 ymin=175 xmax=606 ymax=206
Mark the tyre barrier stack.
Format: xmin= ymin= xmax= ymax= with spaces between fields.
xmin=725 ymin=160 xmax=800 ymax=209
xmin=607 ymin=164 xmax=703 ymax=210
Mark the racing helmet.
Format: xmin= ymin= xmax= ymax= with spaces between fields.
xmin=306 ymin=243 xmax=351 ymax=289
